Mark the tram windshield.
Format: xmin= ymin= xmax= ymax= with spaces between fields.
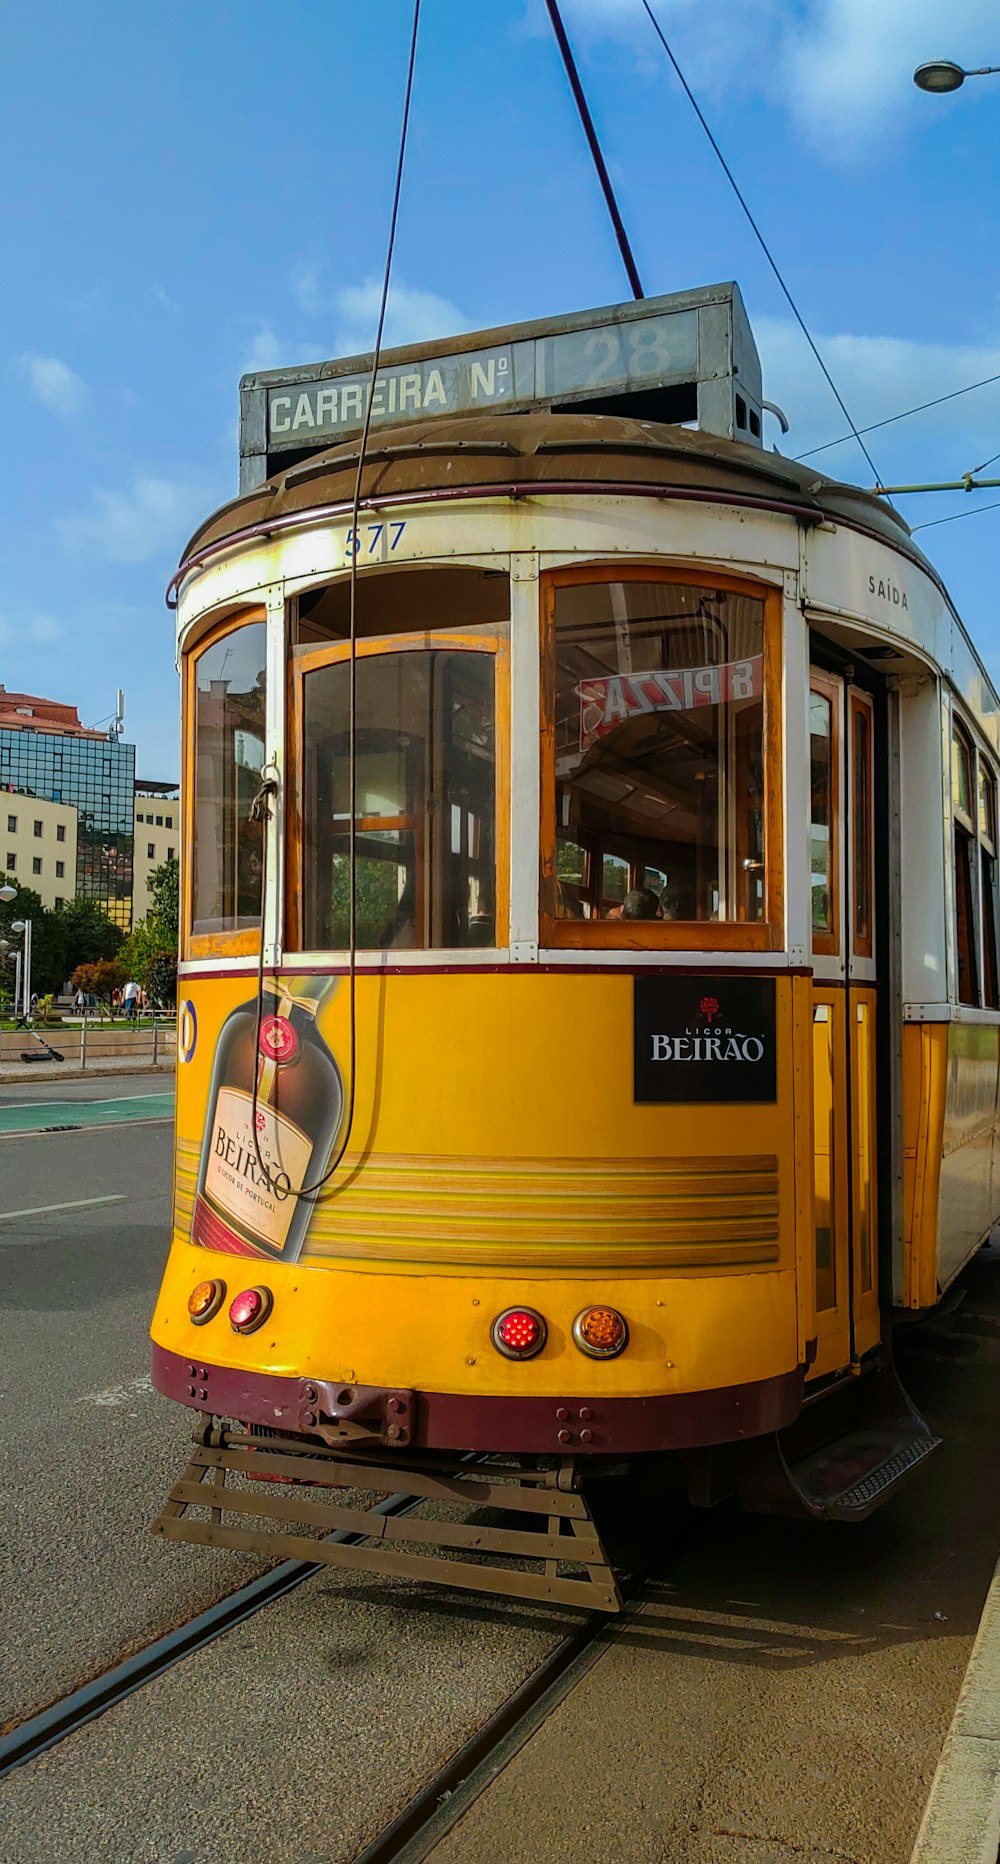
xmin=298 ymin=647 xmax=496 ymax=950
xmin=550 ymin=577 xmax=766 ymax=924
xmin=190 ymin=618 xmax=267 ymax=938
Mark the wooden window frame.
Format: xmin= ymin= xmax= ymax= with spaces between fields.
xmin=952 ymin=724 xmax=975 ymax=833
xmin=286 ymin=629 xmax=510 ymax=954
xmin=978 ymin=754 xmax=999 ymax=1010
xmin=182 ymin=606 xmax=267 ymax=961
xmin=810 ymin=672 xmax=841 ymax=959
xmin=849 ymin=690 xmax=874 ymax=962
xmin=539 ymin=564 xmax=784 ymax=952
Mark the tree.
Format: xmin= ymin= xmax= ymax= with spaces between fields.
xmin=71 ymin=958 xmax=125 ymax=1017
xmin=117 ymin=917 xmax=158 ymax=982
xmin=143 ymin=950 xmax=177 ymax=1009
xmin=57 ymin=897 xmax=124 ymax=972
xmin=0 ymin=879 xmax=66 ymax=994
xmin=147 ymin=858 xmax=179 ymax=946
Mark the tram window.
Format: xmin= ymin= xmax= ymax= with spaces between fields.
xmin=293 ymin=565 xmax=509 ymax=652
xmin=979 ymin=762 xmax=999 ymax=1010
xmin=851 ymin=695 xmax=873 ymax=959
xmin=189 ymin=618 xmax=267 ymax=939
xmin=953 ymin=728 xmax=979 ymax=1006
xmin=548 ymin=577 xmax=767 ymax=929
xmin=809 ymin=688 xmax=836 ymax=950
xmin=298 ymin=648 xmax=496 ymax=951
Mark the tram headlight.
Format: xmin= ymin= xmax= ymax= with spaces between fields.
xmin=188 ymin=1279 xmax=226 ymax=1325
xmin=229 ymin=1286 xmax=273 ymax=1334
xmin=491 ymin=1307 xmax=547 ymax=1360
xmin=572 ymin=1306 xmax=629 ymax=1358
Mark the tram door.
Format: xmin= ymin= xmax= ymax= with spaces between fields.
xmin=809 ymin=668 xmax=880 ymax=1378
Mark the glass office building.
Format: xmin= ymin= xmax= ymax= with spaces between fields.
xmin=0 ymin=701 xmax=136 ymax=928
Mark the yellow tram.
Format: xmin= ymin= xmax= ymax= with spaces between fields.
xmin=151 ymin=285 xmax=1000 ymax=1607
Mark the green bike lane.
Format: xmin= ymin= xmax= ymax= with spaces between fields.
xmin=0 ymin=1089 xmax=174 ymax=1135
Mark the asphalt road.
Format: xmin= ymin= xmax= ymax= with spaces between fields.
xmin=0 ymin=1112 xmax=268 ymax=1728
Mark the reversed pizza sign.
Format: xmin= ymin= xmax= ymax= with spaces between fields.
xmin=634 ymin=976 xmax=777 ymax=1103
xmin=578 ymin=655 xmax=763 ymax=751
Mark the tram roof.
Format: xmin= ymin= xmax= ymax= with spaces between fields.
xmin=182 ymin=408 xmax=924 ymax=569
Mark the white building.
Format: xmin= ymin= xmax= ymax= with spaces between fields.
xmin=133 ymin=780 xmax=179 ymax=922
xmin=2 ymin=794 xmax=79 ymax=911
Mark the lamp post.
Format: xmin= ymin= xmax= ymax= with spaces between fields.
xmin=914 ymin=59 xmax=1000 ymax=93
xmin=1 ymin=894 xmax=33 ymax=1020
xmin=0 ymin=884 xmax=21 ymax=1019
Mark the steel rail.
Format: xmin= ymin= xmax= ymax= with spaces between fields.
xmin=352 ymin=1570 xmax=654 ymax=1864
xmin=0 ymin=1486 xmax=419 ymax=1781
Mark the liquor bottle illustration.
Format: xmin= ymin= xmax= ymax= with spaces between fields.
xmin=192 ymin=975 xmax=343 ymax=1262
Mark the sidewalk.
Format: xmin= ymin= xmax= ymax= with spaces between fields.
xmin=909 ymin=1557 xmax=1000 ymax=1864
xmin=0 ymin=1055 xmax=174 ymax=1083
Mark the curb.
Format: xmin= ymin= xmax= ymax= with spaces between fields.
xmin=0 ymin=1061 xmax=174 ymax=1083
xmin=910 ymin=1556 xmax=1000 ymax=1863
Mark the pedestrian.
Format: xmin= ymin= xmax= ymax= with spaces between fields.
xmin=123 ymin=979 xmax=140 ymax=1021
xmin=74 ymin=987 xmax=86 ymax=1016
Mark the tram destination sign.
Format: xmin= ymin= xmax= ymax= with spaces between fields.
xmin=633 ymin=975 xmax=777 ymax=1104
xmin=239 ymin=283 xmax=763 ymax=490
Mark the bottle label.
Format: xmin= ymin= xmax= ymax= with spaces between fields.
xmin=202 ymin=1086 xmax=312 ymax=1255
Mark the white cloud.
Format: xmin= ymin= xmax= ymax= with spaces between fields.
xmin=783 ymin=0 xmax=997 ymax=158
xmin=241 ymin=323 xmax=323 ymax=374
xmin=289 ymin=270 xmax=469 ymax=356
xmin=59 ymin=475 xmax=210 ymax=564
xmin=0 ymin=613 xmax=64 ymax=647
xmin=754 ymin=314 xmax=1000 ymax=482
xmin=18 ymin=352 xmax=88 ymax=416
xmin=521 ymin=0 xmax=997 ymax=161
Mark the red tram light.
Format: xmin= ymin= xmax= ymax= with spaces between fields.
xmin=229 ymin=1286 xmax=273 ymax=1334
xmin=491 ymin=1307 xmax=547 ymax=1361
xmin=572 ymin=1305 xmax=629 ymax=1358
xmin=188 ymin=1279 xmax=225 ymax=1325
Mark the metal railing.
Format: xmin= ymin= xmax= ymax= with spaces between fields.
xmin=0 ymin=1011 xmax=176 ymax=1070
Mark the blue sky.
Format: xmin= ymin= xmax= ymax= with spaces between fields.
xmin=4 ymin=0 xmax=1000 ymax=778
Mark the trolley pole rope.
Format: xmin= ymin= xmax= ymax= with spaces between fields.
xmin=544 ymin=0 xmax=645 ymax=301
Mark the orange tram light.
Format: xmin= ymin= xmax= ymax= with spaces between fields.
xmin=187 ymin=1280 xmax=225 ymax=1325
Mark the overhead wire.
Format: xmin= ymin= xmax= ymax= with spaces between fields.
xmin=796 ymin=370 xmax=1000 ymax=461
xmin=638 ymin=0 xmax=885 ymax=490
xmin=249 ymin=0 xmax=422 ymax=1200
xmin=911 ymin=498 xmax=1000 ymax=534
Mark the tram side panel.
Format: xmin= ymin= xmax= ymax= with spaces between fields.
xmin=899 ymin=679 xmax=1000 ymax=1308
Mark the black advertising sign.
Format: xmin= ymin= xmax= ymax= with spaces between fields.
xmin=633 ymin=976 xmax=777 ymax=1104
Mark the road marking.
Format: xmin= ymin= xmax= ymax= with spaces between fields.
xmin=0 ymin=1193 xmax=126 ymax=1222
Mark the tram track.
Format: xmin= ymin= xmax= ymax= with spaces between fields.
xmin=352 ymin=1569 xmax=653 ymax=1864
xmin=0 ymin=1485 xmax=420 ymax=1781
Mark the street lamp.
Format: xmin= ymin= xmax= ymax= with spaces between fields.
xmin=914 ymin=59 xmax=1000 ymax=92
xmin=9 ymin=917 xmax=31 ymax=1019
